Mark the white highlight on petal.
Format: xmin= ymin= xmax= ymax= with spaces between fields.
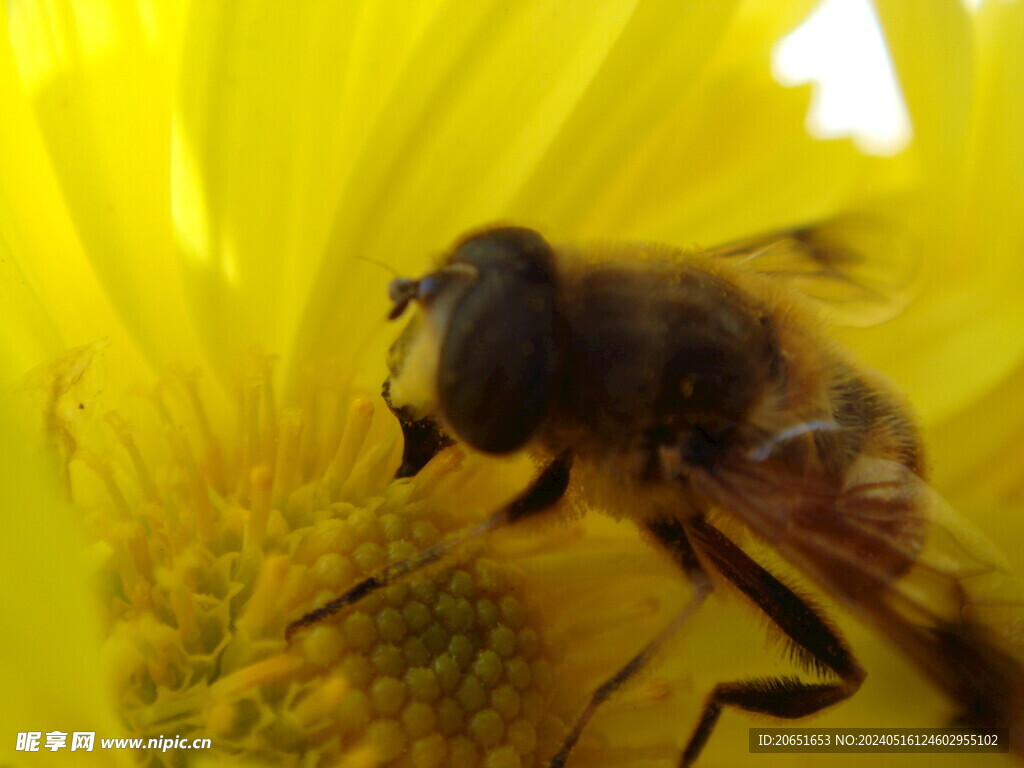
xmin=171 ymin=119 xmax=211 ymax=268
xmin=6 ymin=1 xmax=119 ymax=91
xmin=171 ymin=120 xmax=240 ymax=286
xmin=772 ymin=0 xmax=912 ymax=156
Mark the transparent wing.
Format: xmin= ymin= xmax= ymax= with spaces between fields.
xmin=691 ymin=454 xmax=1024 ymax=753
xmin=704 ymin=214 xmax=919 ymax=327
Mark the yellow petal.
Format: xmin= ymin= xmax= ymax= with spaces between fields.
xmin=847 ymin=1 xmax=1024 ymax=423
xmin=286 ymin=0 xmax=683 ymax=392
xmin=0 ymin=9 xmax=147 ymax=382
xmin=929 ymin=353 xmax=1024 ymax=505
xmin=517 ymin=0 xmax=838 ymax=243
xmin=173 ymin=1 xmax=391 ymax=385
xmin=5 ymin=0 xmax=206 ymax=374
xmin=501 ymin=0 xmax=746 ymax=236
xmin=968 ymin=0 xmax=1024 ymax=267
xmin=0 ymin=409 xmax=126 ymax=766
xmin=0 ymin=238 xmax=65 ymax=386
xmin=290 ymin=0 xmax=853 ymax=394
xmin=872 ymin=0 xmax=973 ymax=202
xmin=920 ymin=0 xmax=1024 ymax=499
xmin=574 ymin=73 xmax=864 ymax=247
xmin=175 ymin=1 xmax=651 ymax=392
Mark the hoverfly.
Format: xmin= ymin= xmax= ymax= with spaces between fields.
xmin=289 ymin=219 xmax=1023 ymax=765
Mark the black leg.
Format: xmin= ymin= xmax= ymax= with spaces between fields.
xmin=680 ymin=516 xmax=865 ymax=767
xmin=285 ymin=452 xmax=573 ymax=641
xmin=549 ymin=517 xmax=713 ymax=768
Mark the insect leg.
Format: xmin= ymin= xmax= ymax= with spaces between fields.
xmin=285 ymin=451 xmax=573 ymax=641
xmin=679 ymin=516 xmax=865 ymax=767
xmin=548 ymin=517 xmax=713 ymax=768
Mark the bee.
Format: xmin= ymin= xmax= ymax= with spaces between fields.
xmin=289 ymin=223 xmax=1024 ymax=765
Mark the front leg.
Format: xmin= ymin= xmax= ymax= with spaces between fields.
xmin=286 ymin=451 xmax=574 ymax=641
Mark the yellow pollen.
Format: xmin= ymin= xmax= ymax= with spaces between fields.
xmin=42 ymin=351 xmax=570 ymax=766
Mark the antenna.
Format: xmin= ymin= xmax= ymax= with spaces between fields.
xmin=353 ymin=254 xmax=400 ymax=278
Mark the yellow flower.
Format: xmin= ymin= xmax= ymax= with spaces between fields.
xmin=1 ymin=2 xmax=1019 ymax=768
xmin=868 ymin=0 xmax=1024 ymax=513
xmin=838 ymin=0 xmax=1024 ymax=570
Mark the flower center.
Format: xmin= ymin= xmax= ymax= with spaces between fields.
xmin=43 ymin=346 xmax=566 ymax=767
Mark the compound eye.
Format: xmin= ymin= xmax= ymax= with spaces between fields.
xmin=437 ymin=228 xmax=559 ymax=454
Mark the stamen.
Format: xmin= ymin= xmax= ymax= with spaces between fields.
xmin=323 ymin=398 xmax=374 ymax=500
xmin=272 ymin=408 xmax=304 ymax=510
xmin=311 ymin=385 xmax=342 ymax=477
xmin=127 ymin=577 xmax=154 ymax=614
xmin=408 ymin=448 xmax=463 ymax=502
xmin=179 ymin=368 xmax=227 ymax=495
xmin=110 ymin=521 xmax=144 ymax=595
xmin=210 ymin=652 xmax=306 ymax=699
xmin=338 ymin=433 xmax=397 ymax=500
xmin=125 ymin=518 xmax=154 ymax=583
xmin=172 ymin=428 xmax=218 ymax=544
xmin=257 ymin=356 xmax=279 ymax=463
xmin=166 ymin=555 xmax=203 ymax=653
xmin=240 ymin=376 xmax=263 ymax=498
xmin=106 ymin=412 xmax=160 ymax=503
xmin=41 ymin=344 xmax=585 ymax=766
xmin=245 ymin=465 xmax=273 ymax=552
xmin=79 ymin=453 xmax=131 ymax=519
xmin=293 ymin=675 xmax=349 ymax=726
xmin=236 ymin=554 xmax=289 ymax=640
